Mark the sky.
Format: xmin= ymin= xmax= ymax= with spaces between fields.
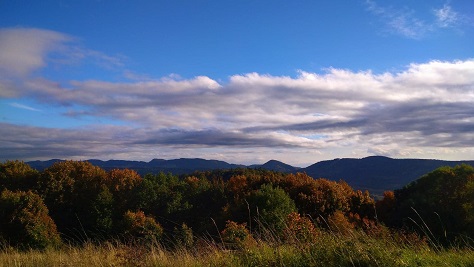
xmin=0 ymin=0 xmax=473 ymax=166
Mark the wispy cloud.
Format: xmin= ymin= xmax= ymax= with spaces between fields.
xmin=365 ymin=0 xmax=431 ymax=39
xmin=9 ymin=102 xmax=42 ymax=112
xmin=364 ymin=1 xmax=470 ymax=39
xmin=434 ymin=3 xmax=459 ymax=28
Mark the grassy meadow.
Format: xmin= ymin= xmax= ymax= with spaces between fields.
xmin=1 ymin=229 xmax=473 ymax=267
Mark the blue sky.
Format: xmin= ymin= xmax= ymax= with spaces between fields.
xmin=1 ymin=0 xmax=473 ymax=166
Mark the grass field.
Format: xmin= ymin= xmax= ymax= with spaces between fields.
xmin=1 ymin=229 xmax=473 ymax=267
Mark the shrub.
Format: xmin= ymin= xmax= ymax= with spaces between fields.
xmin=283 ymin=212 xmax=319 ymax=244
xmin=173 ymin=223 xmax=194 ymax=248
xmin=221 ymin=220 xmax=255 ymax=250
xmin=327 ymin=210 xmax=354 ymax=235
xmin=121 ymin=210 xmax=163 ymax=244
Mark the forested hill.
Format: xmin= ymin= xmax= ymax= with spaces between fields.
xmin=26 ymin=156 xmax=474 ymax=195
xmin=303 ymin=156 xmax=474 ymax=196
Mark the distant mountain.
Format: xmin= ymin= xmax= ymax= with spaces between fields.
xmin=300 ymin=156 xmax=474 ymax=196
xmin=252 ymin=160 xmax=300 ymax=173
xmin=87 ymin=159 xmax=149 ymax=169
xmin=152 ymin=158 xmax=244 ymax=170
xmin=27 ymin=158 xmax=245 ymax=176
xmin=25 ymin=156 xmax=474 ymax=196
xmin=26 ymin=159 xmax=63 ymax=170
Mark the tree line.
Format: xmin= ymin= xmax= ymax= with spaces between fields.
xmin=0 ymin=160 xmax=472 ymax=249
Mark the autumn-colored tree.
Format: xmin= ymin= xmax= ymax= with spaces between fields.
xmin=105 ymin=168 xmax=142 ymax=218
xmin=288 ymin=177 xmax=352 ymax=221
xmin=0 ymin=190 xmax=61 ymax=249
xmin=349 ymin=189 xmax=376 ymax=225
xmin=327 ymin=210 xmax=354 ymax=235
xmin=0 ymin=160 xmax=39 ymax=192
xmin=121 ymin=210 xmax=163 ymax=244
xmin=226 ymin=175 xmax=249 ymax=200
xmin=221 ymin=220 xmax=255 ymax=250
xmin=37 ymin=161 xmax=109 ymax=237
xmin=375 ymin=191 xmax=396 ymax=225
xmin=283 ymin=212 xmax=318 ymax=244
xmin=223 ymin=169 xmax=288 ymax=199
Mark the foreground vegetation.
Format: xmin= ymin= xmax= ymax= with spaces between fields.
xmin=1 ymin=229 xmax=473 ymax=267
xmin=1 ymin=160 xmax=473 ymax=265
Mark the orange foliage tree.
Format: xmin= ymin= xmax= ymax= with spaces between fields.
xmin=121 ymin=210 xmax=163 ymax=244
xmin=0 ymin=190 xmax=61 ymax=249
xmin=0 ymin=160 xmax=39 ymax=192
xmin=37 ymin=161 xmax=109 ymax=237
xmin=105 ymin=168 xmax=142 ymax=218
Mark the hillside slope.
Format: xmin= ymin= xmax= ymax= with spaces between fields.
xmin=301 ymin=156 xmax=474 ymax=195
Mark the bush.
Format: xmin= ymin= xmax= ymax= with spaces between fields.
xmin=173 ymin=223 xmax=194 ymax=248
xmin=327 ymin=210 xmax=354 ymax=235
xmin=121 ymin=210 xmax=163 ymax=244
xmin=221 ymin=220 xmax=255 ymax=250
xmin=283 ymin=212 xmax=319 ymax=244
xmin=0 ymin=190 xmax=61 ymax=249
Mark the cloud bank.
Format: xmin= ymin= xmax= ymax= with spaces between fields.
xmin=1 ymin=27 xmax=473 ymax=164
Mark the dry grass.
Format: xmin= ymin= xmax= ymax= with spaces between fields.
xmin=1 ymin=231 xmax=473 ymax=267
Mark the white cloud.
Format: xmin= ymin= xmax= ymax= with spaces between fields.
xmin=0 ymin=27 xmax=124 ymax=78
xmin=1 ymin=27 xmax=474 ymax=164
xmin=2 ymin=56 xmax=474 ymax=163
xmin=0 ymin=28 xmax=71 ymax=77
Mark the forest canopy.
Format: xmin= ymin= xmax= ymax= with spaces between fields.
xmin=0 ymin=160 xmax=473 ymax=250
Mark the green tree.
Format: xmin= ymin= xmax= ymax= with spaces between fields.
xmin=173 ymin=223 xmax=194 ymax=248
xmin=182 ymin=176 xmax=227 ymax=234
xmin=90 ymin=185 xmax=114 ymax=235
xmin=247 ymin=184 xmax=296 ymax=232
xmin=134 ymin=172 xmax=193 ymax=232
xmin=389 ymin=165 xmax=474 ymax=245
